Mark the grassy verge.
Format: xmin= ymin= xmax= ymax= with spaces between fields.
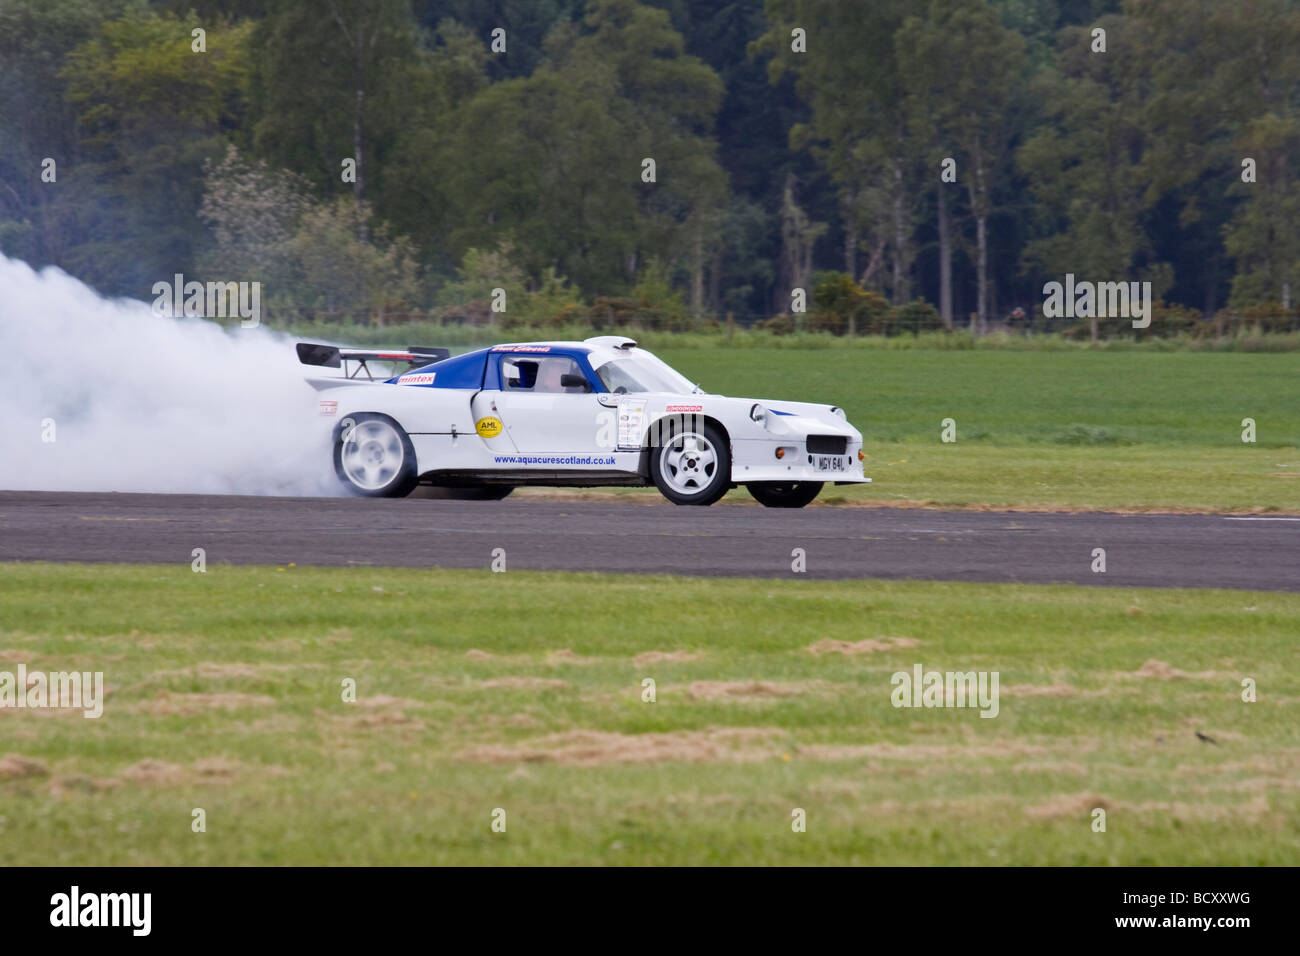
xmin=670 ymin=348 xmax=1300 ymax=513
xmin=280 ymin=321 xmax=1300 ymax=353
xmin=1 ymin=563 xmax=1296 ymax=865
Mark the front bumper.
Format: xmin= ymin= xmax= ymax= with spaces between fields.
xmin=729 ymin=438 xmax=870 ymax=484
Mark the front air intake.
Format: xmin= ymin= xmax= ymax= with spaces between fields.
xmin=806 ymin=435 xmax=847 ymax=456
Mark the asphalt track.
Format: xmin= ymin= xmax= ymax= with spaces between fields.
xmin=0 ymin=490 xmax=1296 ymax=591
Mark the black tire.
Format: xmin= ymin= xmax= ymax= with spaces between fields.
xmin=649 ymin=419 xmax=731 ymax=506
xmin=333 ymin=413 xmax=418 ymax=498
xmin=747 ymin=481 xmax=824 ymax=508
xmin=443 ymin=485 xmax=514 ymax=501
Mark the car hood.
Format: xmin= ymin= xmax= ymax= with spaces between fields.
xmin=604 ymin=392 xmax=857 ymax=437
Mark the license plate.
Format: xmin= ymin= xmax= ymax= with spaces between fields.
xmin=812 ymin=455 xmax=846 ymax=472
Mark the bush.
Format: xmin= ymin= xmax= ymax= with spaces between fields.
xmin=809 ymin=271 xmax=889 ymax=335
xmin=857 ymin=290 xmax=892 ymax=334
xmin=756 ymin=314 xmax=796 ymax=335
xmin=885 ymin=300 xmax=944 ymax=335
xmin=1216 ymin=303 xmax=1300 ymax=335
xmin=1150 ymin=302 xmax=1209 ymax=338
xmin=804 ymin=309 xmax=846 ymax=335
xmin=584 ymin=296 xmax=682 ymax=331
xmin=433 ymin=300 xmax=494 ymax=326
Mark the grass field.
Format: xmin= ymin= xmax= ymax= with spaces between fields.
xmin=639 ymin=348 xmax=1299 ymax=512
xmin=2 ymin=562 xmax=1297 ymax=865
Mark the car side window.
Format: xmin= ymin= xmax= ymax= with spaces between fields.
xmin=503 ymin=356 xmax=588 ymax=394
xmin=503 ymin=358 xmax=539 ymax=389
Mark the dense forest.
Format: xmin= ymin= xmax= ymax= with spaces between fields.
xmin=1 ymin=0 xmax=1298 ymax=335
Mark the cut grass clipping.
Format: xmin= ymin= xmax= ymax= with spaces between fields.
xmin=1 ymin=562 xmax=1297 ymax=865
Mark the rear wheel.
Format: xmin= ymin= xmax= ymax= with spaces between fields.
xmin=747 ymin=481 xmax=823 ymax=508
xmin=649 ymin=420 xmax=731 ymax=506
xmin=334 ymin=413 xmax=418 ymax=498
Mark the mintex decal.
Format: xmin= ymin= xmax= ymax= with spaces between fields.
xmin=665 ymin=404 xmax=703 ymax=413
xmin=397 ymin=373 xmax=436 ymax=385
xmin=475 ymin=416 xmax=503 ymax=438
xmin=318 ymin=400 xmax=338 ymax=416
xmin=491 ymin=345 xmax=552 ymax=352
xmin=617 ymin=399 xmax=647 ymax=449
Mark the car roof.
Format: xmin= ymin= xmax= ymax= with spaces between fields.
xmin=488 ymin=336 xmax=641 ymax=366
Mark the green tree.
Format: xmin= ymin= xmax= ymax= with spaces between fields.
xmin=57 ymin=5 xmax=252 ymax=294
xmin=198 ymin=145 xmax=423 ymax=320
xmin=1207 ymin=0 xmax=1300 ymax=310
xmin=376 ymin=16 xmax=490 ymax=276
xmin=1017 ymin=14 xmax=1162 ymax=339
xmin=757 ymin=0 xmax=918 ymax=304
xmin=898 ymin=0 xmax=1027 ymax=334
xmin=285 ymin=198 xmax=422 ymax=320
xmin=249 ymin=0 xmax=420 ymax=205
xmin=0 ymin=0 xmax=111 ymax=266
xmin=197 ymin=144 xmax=309 ymax=306
xmin=425 ymin=0 xmax=727 ymax=300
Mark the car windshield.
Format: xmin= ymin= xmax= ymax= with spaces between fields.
xmin=593 ymin=352 xmax=697 ymax=394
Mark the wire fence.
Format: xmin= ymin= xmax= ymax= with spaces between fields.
xmin=269 ymin=305 xmax=1300 ymax=339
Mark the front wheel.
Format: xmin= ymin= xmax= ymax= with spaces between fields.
xmin=649 ymin=420 xmax=731 ymax=506
xmin=334 ymin=413 xmax=418 ymax=498
xmin=747 ymin=481 xmax=823 ymax=508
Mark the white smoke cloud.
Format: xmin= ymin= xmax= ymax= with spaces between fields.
xmin=0 ymin=254 xmax=337 ymax=495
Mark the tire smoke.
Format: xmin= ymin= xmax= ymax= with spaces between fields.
xmin=0 ymin=255 xmax=337 ymax=495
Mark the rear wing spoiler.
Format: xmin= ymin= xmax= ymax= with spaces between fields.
xmin=296 ymin=342 xmax=450 ymax=381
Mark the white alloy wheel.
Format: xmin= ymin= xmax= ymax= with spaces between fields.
xmin=336 ymin=416 xmax=416 ymax=496
xmin=659 ymin=431 xmax=718 ymax=496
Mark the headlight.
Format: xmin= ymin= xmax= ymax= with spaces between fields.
xmin=829 ymin=406 xmax=846 ymax=420
xmin=749 ymin=403 xmax=767 ymax=425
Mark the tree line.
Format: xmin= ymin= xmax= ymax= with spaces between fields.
xmin=1 ymin=0 xmax=1297 ymax=335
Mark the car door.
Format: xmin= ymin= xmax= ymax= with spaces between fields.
xmin=489 ymin=354 xmax=605 ymax=457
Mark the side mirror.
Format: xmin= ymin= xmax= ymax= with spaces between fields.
xmin=560 ymin=373 xmax=591 ymax=392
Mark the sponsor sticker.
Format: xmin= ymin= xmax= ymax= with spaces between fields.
xmin=491 ymin=345 xmax=552 ymax=353
xmin=618 ymin=399 xmax=647 ymax=448
xmin=665 ymin=404 xmax=703 ymax=413
xmin=397 ymin=373 xmax=436 ymax=385
xmin=318 ymin=400 xmax=338 ymax=416
xmin=476 ymin=416 xmax=503 ymax=438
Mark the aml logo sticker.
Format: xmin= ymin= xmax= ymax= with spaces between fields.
xmin=476 ymin=416 xmax=503 ymax=438
xmin=50 ymin=886 xmax=151 ymax=936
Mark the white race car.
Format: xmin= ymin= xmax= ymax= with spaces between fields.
xmin=298 ymin=336 xmax=870 ymax=507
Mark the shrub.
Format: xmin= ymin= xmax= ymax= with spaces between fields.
xmin=757 ymin=314 xmax=795 ymax=335
xmin=885 ymin=300 xmax=944 ymax=335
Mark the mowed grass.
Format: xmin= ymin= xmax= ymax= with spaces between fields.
xmin=653 ymin=349 xmax=1300 ymax=512
xmin=1 ymin=562 xmax=1297 ymax=865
